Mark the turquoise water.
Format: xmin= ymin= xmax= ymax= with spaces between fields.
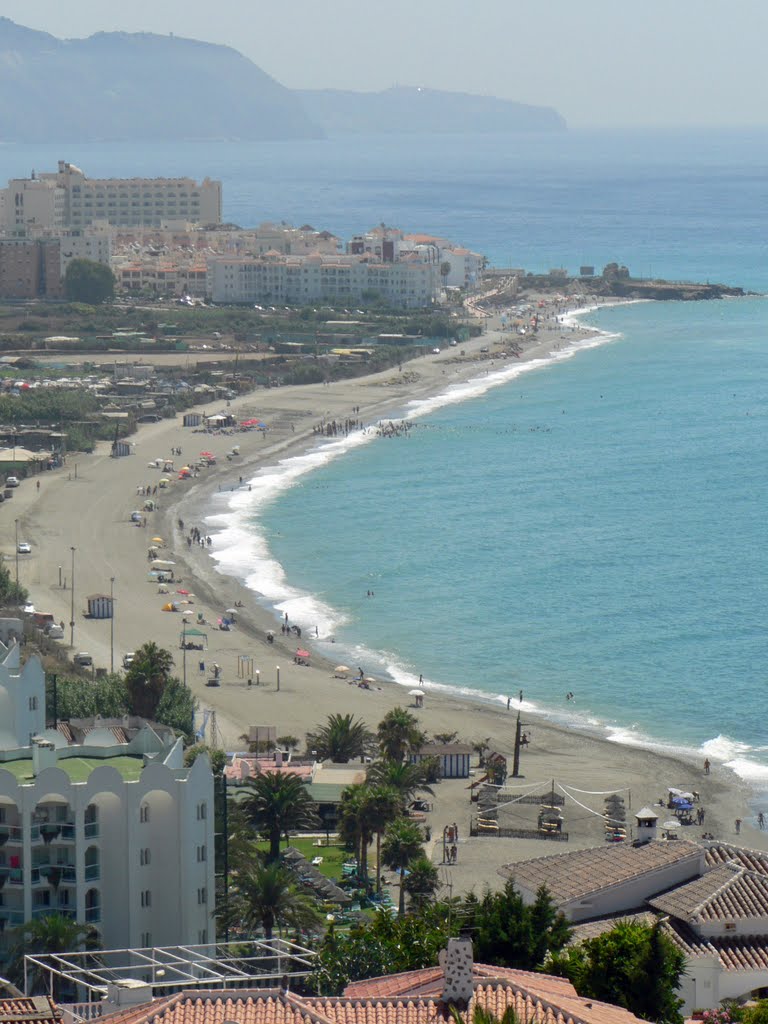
xmin=4 ymin=130 xmax=768 ymax=774
xmin=215 ymin=297 xmax=768 ymax=780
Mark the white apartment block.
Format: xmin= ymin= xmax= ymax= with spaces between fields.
xmin=60 ymin=231 xmax=113 ymax=277
xmin=207 ymin=254 xmax=439 ymax=308
xmin=2 ymin=162 xmax=222 ymax=232
xmin=0 ymin=622 xmax=215 ymax=954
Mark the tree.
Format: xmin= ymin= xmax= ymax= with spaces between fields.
xmin=403 ymin=856 xmax=440 ymax=912
xmin=338 ymin=784 xmax=400 ymax=890
xmin=155 ymin=675 xmax=196 ymax=741
xmin=0 ymin=561 xmax=27 ymax=606
xmin=184 ymin=743 xmax=226 ymax=777
xmin=218 ymin=856 xmax=322 ymax=940
xmin=64 ymin=259 xmax=115 ymax=304
xmin=552 ymin=918 xmax=684 ymax=1024
xmin=307 ymin=713 xmax=373 ymax=763
xmin=366 ymin=759 xmax=433 ymax=808
xmin=309 ymin=904 xmax=452 ymax=995
xmin=124 ymin=642 xmax=174 ymax=719
xmin=7 ymin=914 xmax=100 ymax=995
xmin=376 ymin=707 xmax=427 ymax=763
xmin=238 ymin=771 xmax=318 ymax=862
xmin=434 ymin=732 xmax=458 ymax=744
xmin=381 ymin=817 xmax=424 ymax=915
xmin=466 ymin=882 xmax=571 ymax=970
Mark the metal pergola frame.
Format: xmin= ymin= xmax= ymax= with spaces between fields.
xmin=25 ymin=937 xmax=316 ymax=1002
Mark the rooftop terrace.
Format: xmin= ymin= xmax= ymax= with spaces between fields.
xmin=0 ymin=755 xmax=146 ymax=783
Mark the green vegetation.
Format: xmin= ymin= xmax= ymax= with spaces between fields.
xmin=0 ymin=754 xmax=144 ymax=783
xmin=6 ymin=913 xmax=100 ymax=996
xmin=64 ymin=259 xmax=116 ymax=305
xmin=551 ymin=918 xmax=685 ymax=1024
xmin=46 ymin=643 xmax=196 ymax=742
xmin=306 ymin=713 xmax=374 ymax=763
xmin=237 ymin=771 xmax=319 ymax=862
xmin=0 ymin=560 xmax=27 ymax=606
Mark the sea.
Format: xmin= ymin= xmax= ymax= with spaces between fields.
xmin=3 ymin=128 xmax=768 ymax=783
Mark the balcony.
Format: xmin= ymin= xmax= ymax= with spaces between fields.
xmin=85 ymin=905 xmax=101 ymax=923
xmin=84 ymin=822 xmax=100 ymax=839
xmin=0 ymin=910 xmax=24 ymax=927
xmin=31 ymin=865 xmax=76 ymax=885
xmin=84 ymin=864 xmax=100 ymax=882
xmin=32 ymin=907 xmax=76 ymax=920
xmin=0 ymin=826 xmax=23 ymax=845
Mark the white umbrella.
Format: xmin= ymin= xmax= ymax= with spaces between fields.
xmin=663 ymin=819 xmax=681 ymax=830
xmin=334 ymin=665 xmax=350 ymax=673
xmin=182 ymin=609 xmax=194 ymax=616
xmin=409 ymin=688 xmax=425 ymax=697
xmin=226 ymin=608 xmax=238 ymax=615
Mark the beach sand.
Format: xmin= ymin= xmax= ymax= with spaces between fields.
xmin=9 ymin=299 xmax=767 ymax=892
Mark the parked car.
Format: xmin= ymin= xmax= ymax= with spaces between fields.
xmin=5 ymin=477 xmax=19 ymax=487
xmin=122 ymin=653 xmax=135 ymax=669
xmin=47 ymin=625 xmax=64 ymax=640
xmin=17 ymin=541 xmax=31 ymax=554
xmin=74 ymin=652 xmax=93 ymax=667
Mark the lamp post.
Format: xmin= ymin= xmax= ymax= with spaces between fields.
xmin=14 ymin=519 xmax=18 ymax=588
xmin=109 ymin=577 xmax=115 ymax=674
xmin=276 ymin=666 xmax=280 ymax=691
xmin=69 ymin=547 xmax=76 ymax=649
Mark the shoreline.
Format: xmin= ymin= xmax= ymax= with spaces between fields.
xmin=12 ymin=295 xmax=768 ymax=887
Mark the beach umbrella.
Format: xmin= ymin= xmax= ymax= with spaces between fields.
xmin=334 ymin=665 xmax=350 ymax=673
xmin=177 ymin=588 xmax=190 ymax=595
xmin=182 ymin=609 xmax=194 ymax=616
xmin=152 ymin=537 xmax=164 ymax=544
xmin=363 ymin=676 xmax=376 ymax=684
xmin=296 ymin=648 xmax=310 ymax=658
xmin=226 ymin=607 xmax=238 ymax=615
xmin=663 ymin=820 xmax=681 ymax=830
xmin=409 ymin=689 xmax=425 ymax=697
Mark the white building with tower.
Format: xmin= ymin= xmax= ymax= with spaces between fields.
xmin=0 ymin=620 xmax=215 ymax=956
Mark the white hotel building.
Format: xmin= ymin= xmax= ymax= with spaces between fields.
xmin=0 ymin=622 xmax=215 ymax=954
xmin=207 ymin=252 xmax=440 ymax=308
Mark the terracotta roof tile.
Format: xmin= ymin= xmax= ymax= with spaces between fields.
xmin=704 ymin=842 xmax=768 ymax=875
xmin=500 ymin=840 xmax=704 ymax=905
xmin=664 ymin=919 xmax=768 ymax=971
xmin=0 ymin=996 xmax=61 ymax=1024
xmin=651 ymin=862 xmax=768 ymax=923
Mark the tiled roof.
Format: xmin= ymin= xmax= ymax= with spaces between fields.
xmin=568 ymin=910 xmax=657 ymax=945
xmin=650 ymin=862 xmax=768 ymax=924
xmin=500 ymin=840 xmax=704 ymax=904
xmin=664 ymin=919 xmax=768 ymax=972
xmin=704 ymin=842 xmax=768 ymax=875
xmin=0 ymin=996 xmax=61 ymax=1024
xmin=97 ymin=969 xmax=646 ymax=1024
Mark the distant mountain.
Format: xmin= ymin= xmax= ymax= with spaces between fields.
xmin=0 ymin=18 xmax=320 ymax=142
xmin=0 ymin=19 xmax=566 ymax=143
xmin=297 ymin=85 xmax=567 ymax=135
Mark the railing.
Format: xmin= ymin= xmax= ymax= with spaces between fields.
xmin=0 ymin=909 xmax=24 ymax=926
xmin=59 ymin=1002 xmax=104 ymax=1024
xmin=84 ymin=906 xmax=101 ymax=923
xmin=0 ymin=826 xmax=23 ymax=844
xmin=31 ymin=865 xmax=76 ymax=884
xmin=84 ymin=822 xmax=100 ymax=839
xmin=30 ymin=822 xmax=76 ymax=843
xmin=7 ymin=868 xmax=24 ymax=886
xmin=84 ymin=864 xmax=100 ymax=881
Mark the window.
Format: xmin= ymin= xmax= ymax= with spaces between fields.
xmin=198 ymin=929 xmax=207 ymax=944
xmin=141 ymin=931 xmax=152 ymax=947
xmin=197 ymin=887 xmax=207 ymax=904
xmin=196 ymin=802 xmax=207 ymax=821
xmin=196 ymin=845 xmax=207 ymax=862
xmin=139 ymin=804 xmax=150 ymax=823
xmin=140 ymin=848 xmax=151 ymax=866
xmin=28 ymin=697 xmax=38 ymax=711
xmin=140 ymin=890 xmax=152 ymax=907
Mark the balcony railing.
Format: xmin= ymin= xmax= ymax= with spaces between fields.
xmin=84 ymin=906 xmax=101 ymax=923
xmin=31 ymin=865 xmax=76 ymax=885
xmin=84 ymin=864 xmax=100 ymax=882
xmin=0 ymin=910 xmax=24 ymax=927
xmin=84 ymin=822 xmax=100 ymax=839
xmin=0 ymin=826 xmax=23 ymax=845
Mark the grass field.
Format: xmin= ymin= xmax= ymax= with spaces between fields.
xmin=0 ymin=755 xmax=145 ymax=783
xmin=257 ymin=838 xmax=352 ymax=881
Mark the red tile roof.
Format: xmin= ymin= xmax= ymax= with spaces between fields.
xmin=97 ymin=967 xmax=646 ymax=1024
xmin=665 ymin=919 xmax=768 ymax=972
xmin=0 ymin=996 xmax=61 ymax=1024
xmin=650 ymin=862 xmax=768 ymax=924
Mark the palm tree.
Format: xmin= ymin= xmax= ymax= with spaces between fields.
xmin=7 ymin=914 xmax=100 ymax=995
xmin=366 ymin=785 xmax=401 ymax=894
xmin=338 ymin=784 xmax=372 ymax=882
xmin=377 ymin=707 xmax=426 ymax=763
xmin=124 ymin=641 xmax=175 ymax=719
xmin=381 ymin=817 xmax=425 ymax=916
xmin=219 ymin=857 xmax=322 ymax=940
xmin=239 ymin=772 xmax=318 ymax=861
xmin=306 ymin=713 xmax=373 ymax=763
xmin=403 ymin=856 xmax=440 ymax=912
xmin=366 ymin=759 xmax=433 ymax=808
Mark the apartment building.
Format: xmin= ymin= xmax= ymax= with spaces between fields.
xmin=0 ymin=239 xmax=63 ymax=299
xmin=2 ymin=162 xmax=222 ymax=232
xmin=207 ymin=253 xmax=439 ymax=308
xmin=0 ymin=622 xmax=215 ymax=954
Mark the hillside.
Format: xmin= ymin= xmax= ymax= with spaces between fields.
xmin=0 ymin=19 xmax=566 ymax=143
xmin=0 ymin=18 xmax=320 ymax=142
xmin=297 ymin=85 xmax=567 ymax=135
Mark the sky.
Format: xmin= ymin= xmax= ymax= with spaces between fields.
xmin=3 ymin=0 xmax=768 ymax=129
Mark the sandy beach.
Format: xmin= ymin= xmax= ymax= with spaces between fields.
xmin=8 ymin=298 xmax=768 ymax=891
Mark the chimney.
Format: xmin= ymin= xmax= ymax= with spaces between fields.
xmin=440 ymin=937 xmax=474 ymax=1005
xmin=32 ymin=737 xmax=57 ymax=776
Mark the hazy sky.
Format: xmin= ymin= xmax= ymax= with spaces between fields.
xmin=4 ymin=0 xmax=768 ymax=128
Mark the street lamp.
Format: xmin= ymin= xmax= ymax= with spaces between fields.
xmin=109 ymin=577 xmax=115 ymax=674
xmin=14 ymin=519 xmax=18 ymax=588
xmin=69 ymin=547 xmax=76 ymax=649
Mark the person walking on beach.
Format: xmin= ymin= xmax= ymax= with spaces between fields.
xmin=507 ymin=697 xmax=511 ymax=710
xmin=759 ymin=812 xmax=765 ymax=830
xmin=704 ymin=758 xmax=711 ymax=775
xmin=735 ymin=818 xmax=742 ymax=834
